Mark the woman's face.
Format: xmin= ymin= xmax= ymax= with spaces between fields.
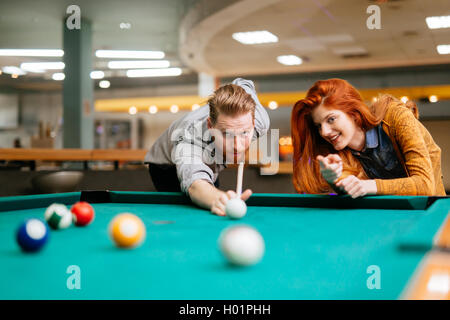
xmin=311 ymin=103 xmax=361 ymax=151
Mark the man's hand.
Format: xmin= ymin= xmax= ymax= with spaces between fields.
xmin=188 ymin=179 xmax=252 ymax=216
xmin=210 ymin=189 xmax=252 ymax=216
xmin=317 ymin=154 xmax=343 ymax=184
xmin=335 ymin=175 xmax=377 ymax=198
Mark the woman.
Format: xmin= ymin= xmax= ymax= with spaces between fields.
xmin=291 ymin=78 xmax=445 ymax=197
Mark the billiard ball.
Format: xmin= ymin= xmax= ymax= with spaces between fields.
xmin=218 ymin=225 xmax=265 ymax=266
xmin=16 ymin=219 xmax=49 ymax=252
xmin=44 ymin=203 xmax=72 ymax=230
xmin=71 ymin=201 xmax=95 ymax=226
xmin=225 ymin=198 xmax=247 ymax=219
xmin=108 ymin=213 xmax=146 ymax=248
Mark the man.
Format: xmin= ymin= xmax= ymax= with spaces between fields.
xmin=145 ymin=78 xmax=270 ymax=216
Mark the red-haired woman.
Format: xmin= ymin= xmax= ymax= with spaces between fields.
xmin=291 ymin=78 xmax=445 ymax=197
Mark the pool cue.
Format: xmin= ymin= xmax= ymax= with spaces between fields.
xmin=236 ymin=162 xmax=244 ymax=197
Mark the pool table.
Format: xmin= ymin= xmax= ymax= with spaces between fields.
xmin=0 ymin=191 xmax=449 ymax=300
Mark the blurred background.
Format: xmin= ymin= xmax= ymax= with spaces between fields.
xmin=0 ymin=0 xmax=449 ymax=195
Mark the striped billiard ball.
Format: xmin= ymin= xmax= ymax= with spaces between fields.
xmin=44 ymin=203 xmax=72 ymax=230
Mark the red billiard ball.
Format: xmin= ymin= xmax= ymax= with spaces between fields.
xmin=70 ymin=202 xmax=95 ymax=226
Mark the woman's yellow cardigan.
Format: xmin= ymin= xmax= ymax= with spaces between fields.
xmin=339 ymin=101 xmax=446 ymax=196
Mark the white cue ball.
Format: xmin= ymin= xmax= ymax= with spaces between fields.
xmin=219 ymin=225 xmax=265 ymax=266
xmin=225 ymin=198 xmax=247 ymax=219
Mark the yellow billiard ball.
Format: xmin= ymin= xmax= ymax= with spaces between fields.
xmin=108 ymin=213 xmax=146 ymax=248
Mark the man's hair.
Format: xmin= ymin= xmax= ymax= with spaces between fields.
xmin=208 ymin=84 xmax=256 ymax=125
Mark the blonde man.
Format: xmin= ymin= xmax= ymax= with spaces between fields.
xmin=145 ymin=78 xmax=270 ymax=216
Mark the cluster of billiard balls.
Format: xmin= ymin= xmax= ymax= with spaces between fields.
xmin=16 ymin=202 xmax=146 ymax=252
xmin=16 ymin=197 xmax=265 ymax=267
xmin=16 ymin=202 xmax=95 ymax=252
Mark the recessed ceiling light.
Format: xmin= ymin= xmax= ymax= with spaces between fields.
xmin=426 ymin=15 xmax=450 ymax=29
xmin=2 ymin=66 xmax=26 ymax=75
xmin=170 ymin=105 xmax=179 ymax=113
xmin=126 ymin=68 xmax=182 ymax=78
xmin=20 ymin=66 xmax=45 ymax=73
xmin=52 ymin=73 xmax=65 ymax=81
xmin=0 ymin=49 xmax=64 ymax=57
xmin=437 ymin=44 xmax=450 ymax=55
xmin=268 ymin=101 xmax=278 ymax=110
xmin=129 ymin=106 xmax=137 ymax=115
xmin=95 ymin=50 xmax=164 ymax=59
xmin=400 ymin=96 xmax=408 ymax=103
xmin=119 ymin=23 xmax=131 ymax=29
xmin=232 ymin=31 xmax=278 ymax=45
xmin=429 ymin=95 xmax=438 ymax=103
xmin=24 ymin=62 xmax=64 ymax=69
xmin=149 ymin=105 xmax=158 ymax=114
xmin=99 ymin=80 xmax=110 ymax=88
xmin=20 ymin=62 xmax=64 ymax=73
xmin=192 ymin=104 xmax=200 ymax=111
xmin=277 ymin=55 xmax=303 ymax=66
xmin=108 ymin=60 xmax=170 ymax=69
xmin=90 ymin=71 xmax=105 ymax=79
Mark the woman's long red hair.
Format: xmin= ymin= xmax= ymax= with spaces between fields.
xmin=291 ymin=79 xmax=380 ymax=194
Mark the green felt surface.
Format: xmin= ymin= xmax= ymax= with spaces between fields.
xmin=0 ymin=193 xmax=448 ymax=300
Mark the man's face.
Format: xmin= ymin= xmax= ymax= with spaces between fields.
xmin=208 ymin=112 xmax=254 ymax=164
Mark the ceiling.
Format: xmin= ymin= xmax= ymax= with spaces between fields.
xmin=0 ymin=0 xmax=197 ymax=51
xmin=182 ymin=0 xmax=450 ymax=76
xmin=0 ymin=0 xmax=449 ymax=90
xmin=0 ymin=0 xmax=198 ymax=89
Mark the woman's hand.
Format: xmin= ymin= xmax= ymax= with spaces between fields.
xmin=335 ymin=175 xmax=377 ymax=198
xmin=317 ymin=154 xmax=343 ymax=184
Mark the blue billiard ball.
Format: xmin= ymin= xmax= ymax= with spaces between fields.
xmin=16 ymin=219 xmax=50 ymax=252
